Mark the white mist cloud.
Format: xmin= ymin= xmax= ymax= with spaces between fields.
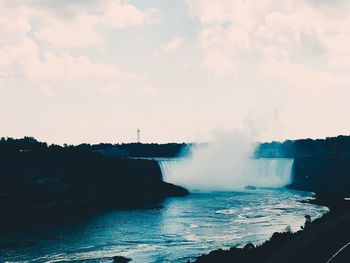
xmin=162 ymin=37 xmax=185 ymax=53
xmin=162 ymin=131 xmax=293 ymax=191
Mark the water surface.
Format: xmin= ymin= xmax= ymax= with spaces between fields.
xmin=0 ymin=189 xmax=328 ymax=262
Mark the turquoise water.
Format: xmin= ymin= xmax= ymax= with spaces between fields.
xmin=0 ymin=189 xmax=328 ymax=262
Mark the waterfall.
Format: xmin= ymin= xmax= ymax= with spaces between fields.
xmin=159 ymin=158 xmax=294 ymax=191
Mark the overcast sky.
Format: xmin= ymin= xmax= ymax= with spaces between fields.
xmin=1 ymin=0 xmax=350 ymax=144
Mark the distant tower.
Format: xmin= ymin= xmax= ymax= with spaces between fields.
xmin=137 ymin=129 xmax=141 ymax=143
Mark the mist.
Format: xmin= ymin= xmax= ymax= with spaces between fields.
xmin=161 ymin=131 xmax=293 ymax=191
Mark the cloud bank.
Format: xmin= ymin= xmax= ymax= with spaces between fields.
xmin=186 ymin=0 xmax=350 ymax=88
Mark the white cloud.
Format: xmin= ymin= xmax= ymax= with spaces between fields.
xmin=99 ymin=0 xmax=154 ymax=29
xmin=34 ymin=13 xmax=103 ymax=48
xmin=30 ymin=51 xmax=129 ymax=81
xmin=98 ymin=82 xmax=120 ymax=94
xmin=8 ymin=0 xmax=156 ymax=48
xmin=0 ymin=8 xmax=30 ymax=46
xmin=200 ymin=50 xmax=236 ymax=76
xmin=260 ymin=59 xmax=350 ymax=93
xmin=325 ymin=34 xmax=350 ymax=71
xmin=161 ymin=37 xmax=184 ymax=53
xmin=39 ymin=85 xmax=55 ymax=97
xmin=0 ymin=1 xmax=149 ymax=94
xmin=143 ymin=84 xmax=157 ymax=95
xmin=186 ymin=0 xmax=350 ymax=86
xmin=0 ymin=33 xmax=128 ymax=84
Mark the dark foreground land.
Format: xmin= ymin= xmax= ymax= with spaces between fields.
xmin=0 ymin=137 xmax=188 ymax=226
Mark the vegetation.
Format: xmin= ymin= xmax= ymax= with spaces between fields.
xmin=255 ymin=135 xmax=350 ymax=158
xmin=0 ymin=136 xmax=186 ymax=158
xmin=195 ymin=231 xmax=295 ymax=263
xmin=0 ymin=137 xmax=188 ymax=222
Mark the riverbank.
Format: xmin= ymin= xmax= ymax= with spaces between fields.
xmin=194 ymin=196 xmax=350 ymax=263
xmin=0 ymin=137 xmax=189 ymax=226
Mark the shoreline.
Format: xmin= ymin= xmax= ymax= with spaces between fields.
xmin=193 ymin=194 xmax=350 ymax=263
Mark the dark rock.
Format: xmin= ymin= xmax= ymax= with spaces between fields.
xmin=112 ymin=255 xmax=132 ymax=263
xmin=244 ymin=185 xmax=256 ymax=190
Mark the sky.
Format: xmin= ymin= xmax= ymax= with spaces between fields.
xmin=1 ymin=0 xmax=350 ymax=144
